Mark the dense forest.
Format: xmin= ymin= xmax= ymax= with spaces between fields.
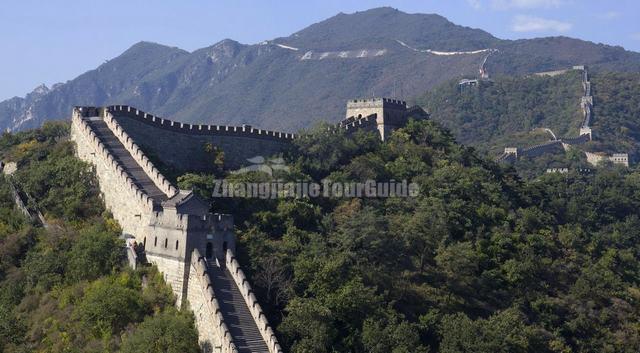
xmin=178 ymin=120 xmax=640 ymax=353
xmin=3 ymin=115 xmax=640 ymax=352
xmin=587 ymin=72 xmax=640 ymax=159
xmin=0 ymin=123 xmax=200 ymax=353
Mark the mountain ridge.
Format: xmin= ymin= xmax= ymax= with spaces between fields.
xmin=2 ymin=7 xmax=640 ymax=133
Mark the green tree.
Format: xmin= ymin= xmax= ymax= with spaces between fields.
xmin=119 ymin=309 xmax=200 ymax=353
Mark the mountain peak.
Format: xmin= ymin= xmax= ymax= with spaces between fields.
xmin=25 ymin=84 xmax=50 ymax=101
xmin=277 ymin=7 xmax=497 ymax=51
xmin=122 ymin=41 xmax=187 ymax=57
xmin=32 ymin=84 xmax=49 ymax=95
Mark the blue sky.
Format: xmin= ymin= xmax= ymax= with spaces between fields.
xmin=1 ymin=0 xmax=638 ymax=101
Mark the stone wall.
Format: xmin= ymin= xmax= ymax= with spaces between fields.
xmin=495 ymin=65 xmax=627 ymax=164
xmin=71 ymin=110 xmax=154 ymax=238
xmin=560 ymin=133 xmax=590 ymax=145
xmin=585 ymin=151 xmax=629 ymax=167
xmin=533 ymin=69 xmax=569 ymax=77
xmin=344 ymin=98 xmax=408 ymax=140
xmin=104 ymin=112 xmax=177 ymax=197
xmin=107 ymin=106 xmax=294 ymax=171
xmin=226 ymin=249 xmax=283 ymax=353
xmin=339 ymin=114 xmax=379 ymax=135
xmin=72 ymin=106 xmax=280 ymax=352
xmin=188 ymin=248 xmax=238 ymax=353
xmin=519 ymin=140 xmax=563 ymax=159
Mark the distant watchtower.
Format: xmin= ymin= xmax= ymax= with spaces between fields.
xmin=344 ymin=98 xmax=427 ymax=140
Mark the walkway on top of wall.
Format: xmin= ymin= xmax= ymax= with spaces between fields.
xmin=207 ymin=262 xmax=270 ymax=353
xmin=85 ymin=117 xmax=169 ymax=205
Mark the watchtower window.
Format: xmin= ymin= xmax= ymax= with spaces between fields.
xmin=164 ymin=239 xmax=168 ymax=248
xmin=206 ymin=242 xmax=213 ymax=259
xmin=175 ymin=240 xmax=179 ymax=250
xmin=154 ymin=237 xmax=157 ymax=247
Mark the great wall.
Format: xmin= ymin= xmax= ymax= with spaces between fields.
xmin=105 ymin=105 xmax=296 ymax=172
xmin=70 ymin=106 xmax=285 ymax=353
xmin=0 ymin=161 xmax=47 ymax=228
xmin=495 ymin=65 xmax=629 ymax=167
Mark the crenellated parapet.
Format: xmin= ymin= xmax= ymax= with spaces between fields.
xmin=559 ymin=133 xmax=591 ymax=145
xmin=338 ymin=114 xmax=379 ymax=134
xmin=226 ymin=249 xmax=283 ymax=353
xmin=340 ymin=98 xmax=429 ymax=140
xmin=103 ymin=111 xmax=178 ymax=198
xmin=102 ymin=105 xmax=294 ymax=171
xmin=190 ymin=248 xmax=239 ymax=353
xmin=519 ymin=140 xmax=563 ymax=158
xmin=72 ymin=107 xmax=155 ymax=213
xmin=107 ymin=105 xmax=297 ymax=140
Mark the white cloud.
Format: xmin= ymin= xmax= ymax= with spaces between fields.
xmin=492 ymin=0 xmax=565 ymax=10
xmin=512 ymin=15 xmax=572 ymax=33
xmin=467 ymin=0 xmax=482 ymax=9
xmin=596 ymin=11 xmax=620 ymax=20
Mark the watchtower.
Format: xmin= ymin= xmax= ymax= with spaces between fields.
xmin=345 ymin=98 xmax=427 ymax=140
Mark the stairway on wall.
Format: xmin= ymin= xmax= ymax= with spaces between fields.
xmin=207 ymin=262 xmax=270 ymax=353
xmin=84 ymin=117 xmax=169 ymax=205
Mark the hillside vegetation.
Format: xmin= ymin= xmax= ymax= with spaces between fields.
xmin=419 ymin=71 xmax=640 ymax=165
xmin=0 ymin=124 xmax=199 ymax=353
xmin=588 ymin=72 xmax=640 ymax=158
xmin=177 ymin=120 xmax=640 ymax=353
xmin=418 ymin=70 xmax=584 ymax=155
xmin=3 ymin=116 xmax=640 ymax=352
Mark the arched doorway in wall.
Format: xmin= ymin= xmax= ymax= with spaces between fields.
xmin=205 ymin=242 xmax=213 ymax=259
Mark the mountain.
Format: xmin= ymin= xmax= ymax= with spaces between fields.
xmin=419 ymin=71 xmax=585 ymax=155
xmin=2 ymin=7 xmax=640 ymax=132
xmin=420 ymin=70 xmax=640 ymax=169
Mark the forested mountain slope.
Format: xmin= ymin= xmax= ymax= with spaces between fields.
xmin=587 ymin=72 xmax=640 ymax=158
xmin=0 ymin=124 xmax=199 ymax=353
xmin=176 ymin=120 xmax=640 ymax=353
xmin=419 ymin=71 xmax=640 ymax=164
xmin=419 ymin=70 xmax=584 ymax=155
xmin=2 ymin=116 xmax=640 ymax=352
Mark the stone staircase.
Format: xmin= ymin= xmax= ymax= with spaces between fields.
xmin=85 ymin=117 xmax=168 ymax=205
xmin=207 ymin=262 xmax=270 ymax=353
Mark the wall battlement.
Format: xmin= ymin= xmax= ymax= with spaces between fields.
xmin=342 ymin=98 xmax=428 ymax=140
xmin=95 ymin=105 xmax=294 ymax=172
xmin=189 ymin=249 xmax=238 ymax=353
xmin=103 ymin=110 xmax=178 ymax=198
xmin=338 ymin=114 xmax=378 ymax=131
xmin=346 ymin=97 xmax=407 ymax=110
xmin=72 ymin=109 xmax=155 ymax=213
xmin=226 ymin=249 xmax=283 ymax=353
xmin=107 ymin=105 xmax=297 ymax=140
